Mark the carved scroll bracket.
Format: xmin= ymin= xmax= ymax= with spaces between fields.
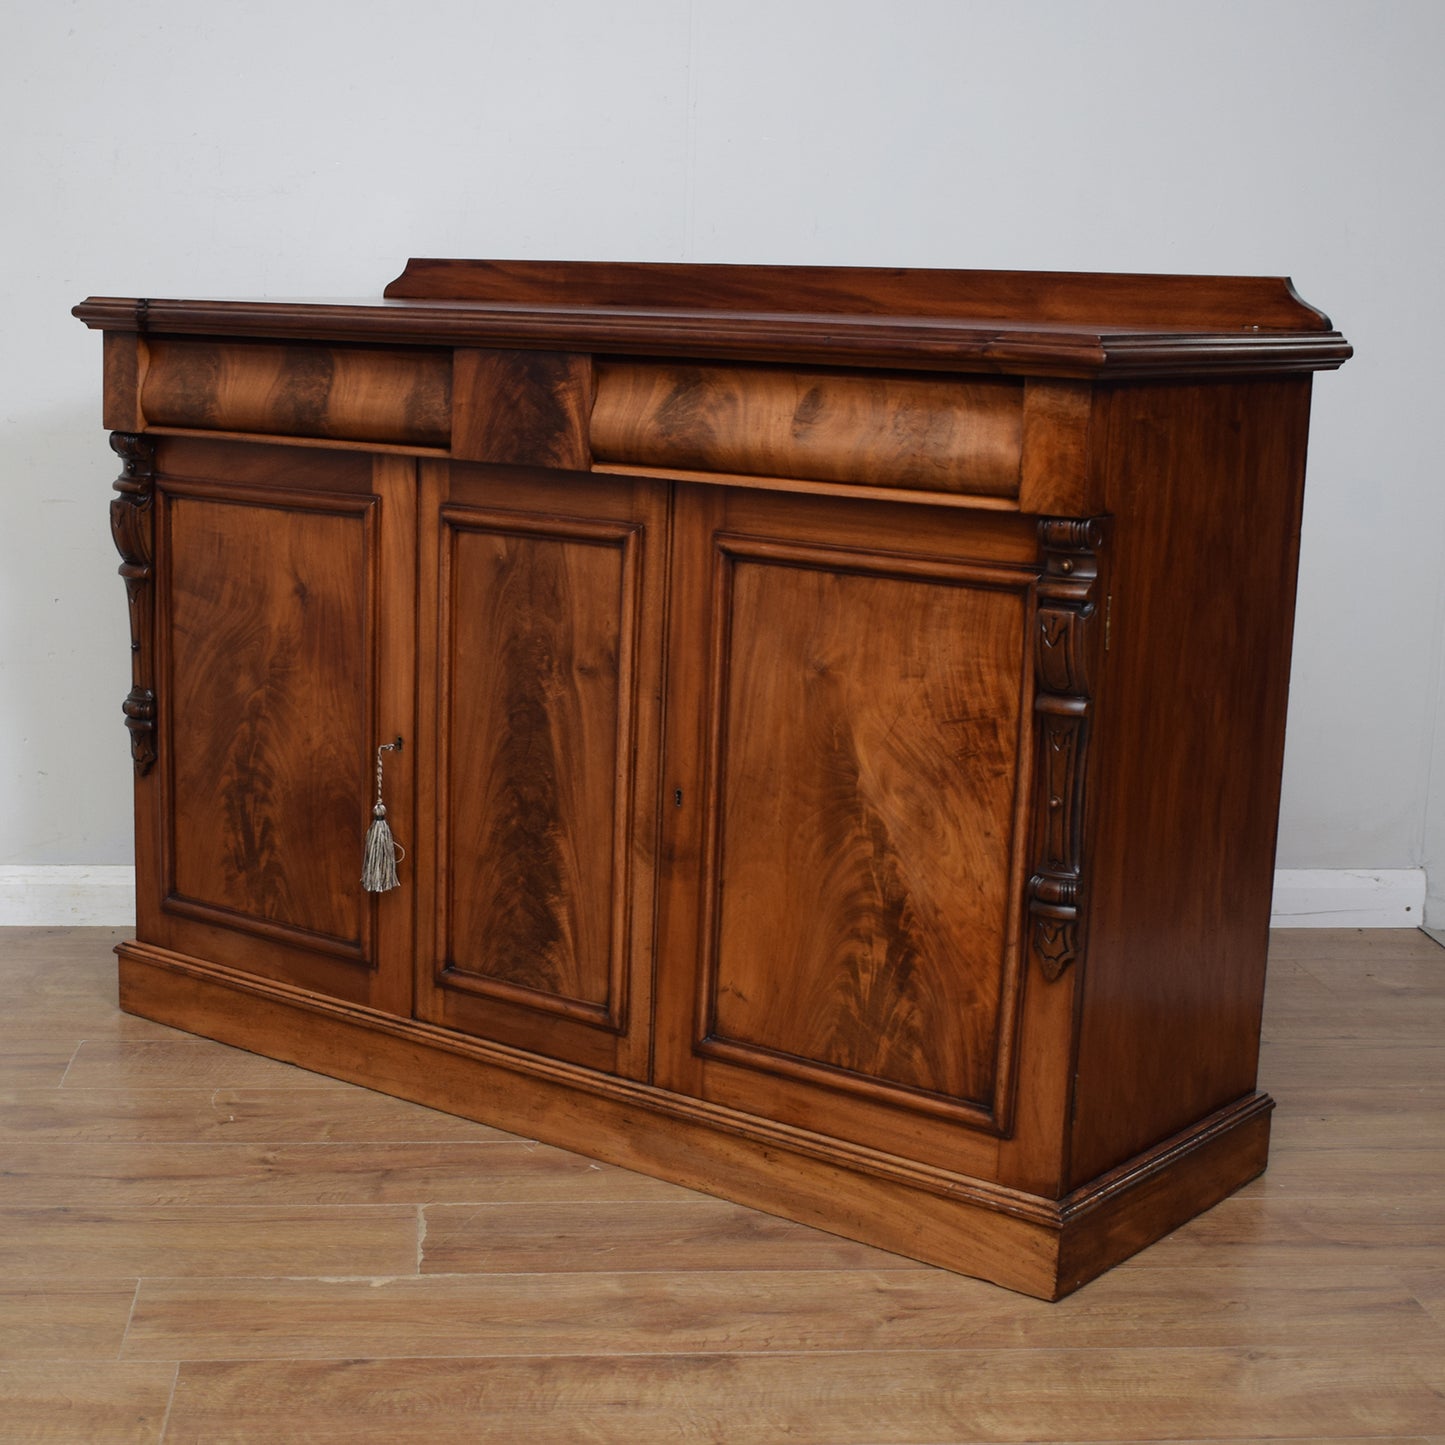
xmin=108 ymin=432 xmax=158 ymax=776
xmin=1027 ymin=517 xmax=1106 ymax=982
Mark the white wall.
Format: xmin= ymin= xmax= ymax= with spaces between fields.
xmin=4 ymin=0 xmax=1443 ymax=919
xmin=1426 ymin=642 xmax=1445 ymax=939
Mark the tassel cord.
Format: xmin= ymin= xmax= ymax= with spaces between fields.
xmin=361 ymin=740 xmax=404 ymax=893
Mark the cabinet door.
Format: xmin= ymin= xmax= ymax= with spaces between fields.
xmin=413 ymin=464 xmax=667 ymax=1078
xmin=142 ymin=438 xmax=414 ymax=1013
xmin=655 ymin=485 xmax=1060 ymax=1177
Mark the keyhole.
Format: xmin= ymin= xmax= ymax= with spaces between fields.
xmin=674 ymin=788 xmax=683 ymax=808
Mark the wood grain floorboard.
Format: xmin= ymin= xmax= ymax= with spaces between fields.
xmin=0 ymin=1045 xmax=77 ymax=1088
xmin=0 ymin=927 xmax=129 ymax=1016
xmin=1139 ymin=1150 xmax=1445 ymax=1250
xmin=59 ymin=1038 xmax=359 ymax=1092
xmin=1265 ymin=1081 xmax=1445 ymax=1150
xmin=120 ymin=1264 xmax=1435 ymax=1360
xmin=1 ymin=925 xmax=1441 ymax=1443
xmin=1124 ymin=1231 xmax=1445 ymax=1277
xmin=1262 ymin=1143 xmax=1445 ymax=1191
xmin=1260 ymin=1038 xmax=1443 ymax=1088
xmin=0 ymin=1140 xmax=706 ymax=1207
xmin=156 ymin=1348 xmax=1443 ymax=1443
xmin=1268 ymin=926 xmax=1444 ymax=961
xmin=420 ymin=1199 xmax=924 ymax=1273
xmin=0 ymin=1280 xmax=138 ymax=1361
xmin=0 ymin=1011 xmax=180 ymax=1045
xmin=0 ymin=1206 xmax=421 ymax=1278
xmin=0 ymin=1361 xmax=176 ymax=1444
xmin=1406 ymin=1266 xmax=1445 ymax=1326
xmin=0 ymin=1085 xmax=522 ymax=1143
xmin=1261 ymin=992 xmax=1445 ymax=1042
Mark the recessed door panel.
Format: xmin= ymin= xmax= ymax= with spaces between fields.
xmin=166 ymin=491 xmax=372 ymax=948
xmin=444 ymin=516 xmax=630 ymax=1016
xmin=706 ymin=544 xmax=1029 ymax=1115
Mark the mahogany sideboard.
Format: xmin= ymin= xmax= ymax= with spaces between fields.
xmin=74 ymin=260 xmax=1350 ymax=1298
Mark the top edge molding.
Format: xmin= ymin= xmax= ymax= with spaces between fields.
xmin=73 ymin=261 xmax=1352 ymax=380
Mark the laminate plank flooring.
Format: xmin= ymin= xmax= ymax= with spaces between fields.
xmin=120 ymin=1266 xmax=1432 ymax=1360
xmin=419 ymin=1199 xmax=923 ymax=1273
xmin=0 ymin=1086 xmax=519 ymax=1143
xmin=0 ymin=924 xmax=1441 ymax=1443
xmin=153 ymin=1350 xmax=1443 ymax=1444
xmin=0 ymin=1206 xmax=421 ymax=1278
xmin=0 ymin=1281 xmax=137 ymax=1361
xmin=0 ymin=1138 xmax=699 ymax=1208
xmin=0 ymin=1362 xmax=177 ymax=1444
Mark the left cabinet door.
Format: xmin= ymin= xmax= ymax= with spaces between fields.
xmin=135 ymin=437 xmax=415 ymax=1013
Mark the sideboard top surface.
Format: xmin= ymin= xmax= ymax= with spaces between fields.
xmin=73 ymin=259 xmax=1351 ymax=380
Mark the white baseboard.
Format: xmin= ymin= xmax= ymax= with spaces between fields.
xmin=1269 ymin=868 xmax=1427 ymax=929
xmin=0 ymin=867 xmax=136 ymax=926
xmin=0 ymin=865 xmax=1431 ymax=932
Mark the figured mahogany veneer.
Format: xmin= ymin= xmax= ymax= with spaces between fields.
xmin=74 ymin=260 xmax=1349 ymax=1298
xmin=141 ymin=338 xmax=452 ymax=448
xmin=591 ymin=363 xmax=1025 ymax=497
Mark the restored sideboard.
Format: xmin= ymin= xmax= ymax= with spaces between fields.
xmin=74 ymin=260 xmax=1351 ymax=1297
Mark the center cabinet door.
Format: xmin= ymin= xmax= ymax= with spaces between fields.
xmin=414 ymin=463 xmax=668 ymax=1079
xmin=654 ymin=485 xmax=1052 ymax=1179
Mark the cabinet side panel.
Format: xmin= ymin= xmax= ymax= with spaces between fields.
xmin=1070 ymin=377 xmax=1313 ymax=1186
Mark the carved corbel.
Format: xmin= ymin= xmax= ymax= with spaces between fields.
xmin=1027 ymin=518 xmax=1105 ymax=981
xmin=108 ymin=432 xmax=158 ymax=775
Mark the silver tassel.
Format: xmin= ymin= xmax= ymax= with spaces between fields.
xmin=361 ymin=740 xmax=403 ymax=893
xmin=362 ymin=804 xmax=400 ymax=893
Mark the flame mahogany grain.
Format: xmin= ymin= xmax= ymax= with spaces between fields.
xmin=591 ymin=362 xmax=1023 ymax=496
xmin=142 ymin=339 xmax=451 ymax=448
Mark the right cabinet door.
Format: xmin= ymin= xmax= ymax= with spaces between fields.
xmin=655 ymin=484 xmax=1063 ymax=1178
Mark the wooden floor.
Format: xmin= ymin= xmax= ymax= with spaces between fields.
xmin=0 ymin=927 xmax=1440 ymax=1443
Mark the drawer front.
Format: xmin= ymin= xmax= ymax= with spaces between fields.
xmin=592 ymin=362 xmax=1024 ymax=499
xmin=142 ymin=338 xmax=453 ymax=448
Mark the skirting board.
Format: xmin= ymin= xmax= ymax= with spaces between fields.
xmin=0 ymin=865 xmax=1429 ymax=930
xmin=1269 ymin=868 xmax=1426 ymax=928
xmin=0 ymin=867 xmax=136 ymax=927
